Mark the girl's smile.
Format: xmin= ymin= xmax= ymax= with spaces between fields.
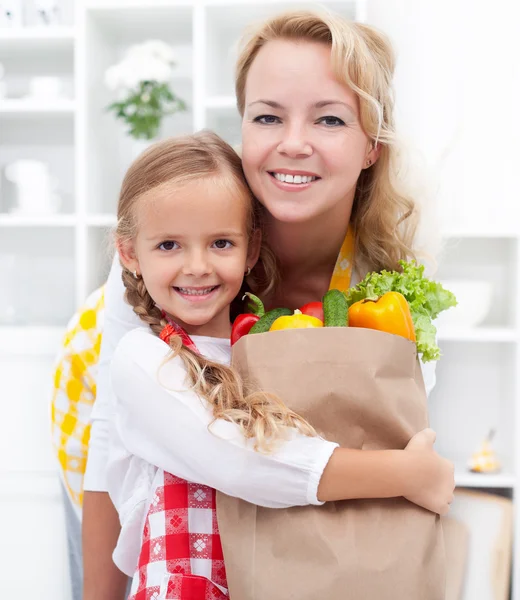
xmin=121 ymin=176 xmax=259 ymax=338
xmin=173 ymin=285 xmax=221 ymax=302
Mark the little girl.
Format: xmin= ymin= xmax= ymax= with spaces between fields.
xmin=107 ymin=131 xmax=454 ymax=599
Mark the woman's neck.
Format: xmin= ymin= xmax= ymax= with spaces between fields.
xmin=266 ymin=206 xmax=353 ymax=279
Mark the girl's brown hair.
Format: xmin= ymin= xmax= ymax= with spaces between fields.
xmin=235 ymin=9 xmax=419 ymax=273
xmin=116 ymin=130 xmax=315 ymax=452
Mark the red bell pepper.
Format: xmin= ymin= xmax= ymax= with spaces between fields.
xmin=299 ymin=301 xmax=324 ymax=322
xmin=231 ymin=313 xmax=260 ymax=345
xmin=231 ymin=292 xmax=265 ymax=345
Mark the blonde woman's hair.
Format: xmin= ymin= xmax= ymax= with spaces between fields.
xmin=235 ymin=9 xmax=419 ymax=273
xmin=116 ymin=131 xmax=315 ymax=452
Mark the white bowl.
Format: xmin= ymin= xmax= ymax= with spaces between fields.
xmin=435 ymin=280 xmax=494 ymax=328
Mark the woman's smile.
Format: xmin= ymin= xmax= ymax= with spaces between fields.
xmin=268 ymin=169 xmax=321 ymax=192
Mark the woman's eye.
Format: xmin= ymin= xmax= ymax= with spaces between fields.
xmin=318 ymin=116 xmax=346 ymax=127
xmin=253 ymin=114 xmax=281 ymax=125
xmin=213 ymin=239 xmax=233 ymax=250
xmin=158 ymin=241 xmax=178 ymax=251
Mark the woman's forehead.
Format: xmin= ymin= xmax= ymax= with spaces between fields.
xmin=245 ymin=39 xmax=359 ymax=111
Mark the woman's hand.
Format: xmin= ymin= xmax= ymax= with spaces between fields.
xmin=403 ymin=428 xmax=455 ymax=515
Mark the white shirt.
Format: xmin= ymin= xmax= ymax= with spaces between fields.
xmin=85 ymin=255 xmax=437 ymax=492
xmin=107 ymin=327 xmax=338 ymax=575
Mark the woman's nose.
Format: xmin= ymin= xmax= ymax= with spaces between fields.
xmin=276 ymin=123 xmax=313 ymax=158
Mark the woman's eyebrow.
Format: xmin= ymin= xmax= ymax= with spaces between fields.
xmin=247 ymin=99 xmax=284 ymax=109
xmin=247 ymin=99 xmax=356 ymax=115
xmin=314 ymin=100 xmax=356 ymax=113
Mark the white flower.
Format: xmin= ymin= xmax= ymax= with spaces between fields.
xmin=136 ymin=40 xmax=177 ymax=64
xmin=104 ymin=39 xmax=175 ymax=92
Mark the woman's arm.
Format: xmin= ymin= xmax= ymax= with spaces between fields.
xmin=109 ymin=329 xmax=454 ymax=515
xmin=83 ymin=255 xmax=140 ymax=600
xmin=82 ymin=493 xmax=129 ymax=600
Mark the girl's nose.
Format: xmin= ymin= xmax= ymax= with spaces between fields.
xmin=183 ymin=250 xmax=212 ymax=277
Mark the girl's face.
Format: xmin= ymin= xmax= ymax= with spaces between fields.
xmin=241 ymin=39 xmax=378 ymax=225
xmin=121 ymin=177 xmax=260 ymax=338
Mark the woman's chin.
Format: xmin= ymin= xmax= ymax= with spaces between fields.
xmin=266 ymin=204 xmax=322 ymax=226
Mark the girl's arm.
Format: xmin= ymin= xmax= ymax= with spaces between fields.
xmin=109 ymin=328 xmax=454 ymax=515
xmin=317 ymin=429 xmax=454 ymax=515
xmin=83 ymin=255 xmax=140 ymax=600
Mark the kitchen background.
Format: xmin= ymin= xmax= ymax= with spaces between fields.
xmin=0 ymin=0 xmax=518 ymax=598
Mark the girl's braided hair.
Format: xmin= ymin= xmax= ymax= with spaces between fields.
xmin=116 ymin=131 xmax=316 ymax=452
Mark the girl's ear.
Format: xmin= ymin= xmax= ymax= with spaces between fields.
xmin=117 ymin=238 xmax=140 ymax=275
xmin=247 ymin=229 xmax=262 ymax=270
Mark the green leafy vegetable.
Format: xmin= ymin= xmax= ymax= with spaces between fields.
xmin=345 ymin=261 xmax=457 ymax=362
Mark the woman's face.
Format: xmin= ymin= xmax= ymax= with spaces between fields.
xmin=241 ymin=39 xmax=376 ymax=225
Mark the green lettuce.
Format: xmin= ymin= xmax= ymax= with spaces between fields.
xmin=345 ymin=261 xmax=457 ymax=362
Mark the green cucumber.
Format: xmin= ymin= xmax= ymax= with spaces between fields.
xmin=243 ymin=292 xmax=265 ymax=317
xmin=249 ymin=307 xmax=292 ymax=334
xmin=323 ymin=289 xmax=349 ymax=327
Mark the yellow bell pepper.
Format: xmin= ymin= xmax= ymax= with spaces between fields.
xmin=348 ymin=291 xmax=416 ymax=342
xmin=270 ymin=309 xmax=323 ymax=331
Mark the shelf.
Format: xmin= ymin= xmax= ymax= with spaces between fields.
xmin=437 ymin=327 xmax=517 ymax=343
xmin=0 ymin=326 xmax=65 ymax=356
xmin=86 ymin=214 xmax=117 ymax=227
xmin=455 ymin=469 xmax=516 ymax=489
xmin=442 ymin=229 xmax=519 ymax=239
xmin=87 ymin=3 xmax=193 ymax=45
xmin=0 ymin=27 xmax=74 ymax=42
xmin=0 ymin=99 xmax=76 ymax=115
xmin=0 ymin=215 xmax=76 ymax=227
xmin=0 ymin=471 xmax=62 ymax=498
xmin=205 ymin=96 xmax=237 ymax=109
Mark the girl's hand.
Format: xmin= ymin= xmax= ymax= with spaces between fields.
xmin=403 ymin=428 xmax=455 ymax=515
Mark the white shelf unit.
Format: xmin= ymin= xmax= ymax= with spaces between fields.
xmin=0 ymin=1 xmax=518 ymax=598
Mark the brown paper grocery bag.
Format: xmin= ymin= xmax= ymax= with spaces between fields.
xmin=217 ymin=327 xmax=446 ymax=600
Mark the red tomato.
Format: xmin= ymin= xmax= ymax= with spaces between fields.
xmin=299 ymin=301 xmax=324 ymax=322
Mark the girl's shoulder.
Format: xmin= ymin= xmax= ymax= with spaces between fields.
xmin=114 ymin=326 xmax=173 ymax=374
xmin=114 ymin=326 xmax=232 ymax=374
xmin=117 ymin=326 xmax=163 ymax=354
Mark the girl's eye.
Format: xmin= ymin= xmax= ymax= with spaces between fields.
xmin=317 ymin=116 xmax=346 ymax=127
xmin=158 ymin=241 xmax=178 ymax=251
xmin=213 ymin=239 xmax=233 ymax=250
xmin=253 ymin=114 xmax=281 ymax=125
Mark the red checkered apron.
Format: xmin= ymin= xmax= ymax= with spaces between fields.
xmin=128 ymin=471 xmax=228 ymax=599
xmin=128 ymin=323 xmax=229 ymax=600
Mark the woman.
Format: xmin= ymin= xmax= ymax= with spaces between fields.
xmin=81 ymin=9 xmax=444 ymax=599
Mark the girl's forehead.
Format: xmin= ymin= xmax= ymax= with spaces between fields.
xmin=137 ymin=174 xmax=250 ymax=219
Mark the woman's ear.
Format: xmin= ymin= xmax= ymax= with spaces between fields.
xmin=365 ymin=143 xmax=381 ymax=169
xmin=247 ymin=229 xmax=262 ymax=271
xmin=117 ymin=238 xmax=140 ymax=276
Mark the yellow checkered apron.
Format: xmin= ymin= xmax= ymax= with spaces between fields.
xmin=51 ymin=286 xmax=104 ymax=511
